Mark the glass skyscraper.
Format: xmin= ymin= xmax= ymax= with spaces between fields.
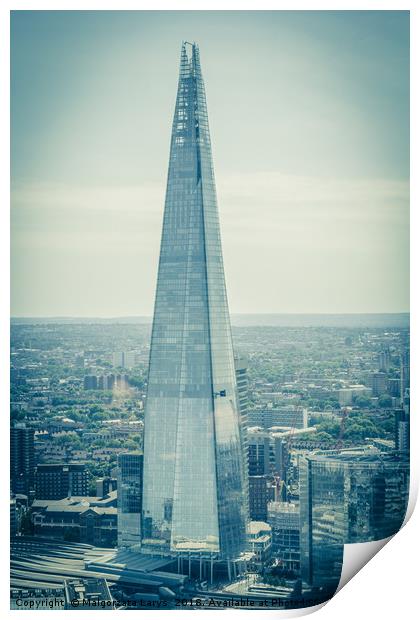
xmin=117 ymin=452 xmax=143 ymax=549
xmin=141 ymin=42 xmax=248 ymax=559
xmin=299 ymin=448 xmax=409 ymax=589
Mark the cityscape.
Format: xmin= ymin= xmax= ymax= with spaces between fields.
xmin=10 ymin=16 xmax=410 ymax=614
xmin=10 ymin=315 xmax=411 ymax=609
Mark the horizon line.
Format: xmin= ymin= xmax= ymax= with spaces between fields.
xmin=11 ymin=311 xmax=410 ymax=320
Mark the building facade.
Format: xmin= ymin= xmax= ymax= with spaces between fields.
xmin=299 ymin=449 xmax=409 ymax=589
xmin=248 ymin=407 xmax=308 ymax=430
xmin=247 ymin=521 xmax=272 ymax=566
xmin=395 ymin=409 xmax=410 ymax=452
xmin=248 ymin=476 xmax=271 ymax=521
xmin=141 ymin=42 xmax=248 ymax=559
xmin=10 ymin=424 xmax=35 ymax=496
xmin=248 ymin=428 xmax=289 ymax=479
xmin=96 ymin=477 xmax=118 ymax=498
xmin=35 ymin=464 xmax=88 ymax=500
xmin=400 ymin=348 xmax=410 ymax=405
xmin=117 ymin=452 xmax=143 ymax=549
xmin=371 ymin=372 xmax=388 ymax=397
xmin=10 ymin=499 xmax=18 ymax=537
xmin=31 ymin=498 xmax=117 ymax=547
xmin=267 ymin=501 xmax=300 ymax=574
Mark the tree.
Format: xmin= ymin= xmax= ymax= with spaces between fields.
xmin=353 ymin=395 xmax=373 ymax=409
xmin=317 ymin=419 xmax=341 ymax=438
xmin=378 ymin=394 xmax=393 ymax=408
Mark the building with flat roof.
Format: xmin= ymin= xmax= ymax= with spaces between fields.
xmin=117 ymin=452 xmax=143 ymax=549
xmin=248 ymin=476 xmax=271 ymax=521
xmin=371 ymin=372 xmax=388 ymax=397
xmin=64 ymin=578 xmax=113 ymax=610
xmin=35 ymin=463 xmax=88 ymax=500
xmin=11 ymin=424 xmax=35 ymax=496
xmin=247 ymin=428 xmax=289 ymax=478
xmin=10 ymin=499 xmax=18 ymax=537
xmin=300 ymin=449 xmax=409 ymax=589
xmin=267 ymin=501 xmax=300 ymax=575
xmin=248 ymin=407 xmax=308 ymax=430
xmin=247 ymin=521 xmax=272 ymax=565
xmin=96 ymin=477 xmax=117 ymax=498
xmin=336 ymin=385 xmax=372 ymax=406
xmin=395 ymin=409 xmax=410 ymax=452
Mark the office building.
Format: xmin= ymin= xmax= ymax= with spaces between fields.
xmin=400 ymin=349 xmax=410 ymax=406
xmin=125 ymin=351 xmax=137 ymax=369
xmin=114 ymin=374 xmax=129 ymax=389
xmin=267 ymin=501 xmax=300 ymax=574
xmin=371 ymin=372 xmax=388 ymax=397
xmin=235 ymin=357 xmax=250 ymax=518
xmin=247 ymin=427 xmax=289 ymax=479
xmin=378 ymin=349 xmax=391 ymax=372
xmin=395 ymin=409 xmax=410 ymax=452
xmin=235 ymin=357 xmax=249 ymax=424
xmin=112 ymin=351 xmax=137 ymax=369
xmin=84 ymin=375 xmax=98 ymax=390
xmin=248 ymin=475 xmax=271 ymax=521
xmin=142 ymin=42 xmax=248 ymax=560
xmin=10 ymin=499 xmax=18 ymax=537
xmin=112 ymin=352 xmax=124 ymax=368
xmin=247 ymin=521 xmax=272 ymax=565
xmin=96 ymin=477 xmax=118 ymax=498
xmin=35 ymin=464 xmax=88 ymax=500
xmin=10 ymin=424 xmax=35 ymax=496
xmin=300 ymin=449 xmax=409 ymax=588
xmin=336 ymin=385 xmax=372 ymax=406
xmin=388 ymin=378 xmax=400 ymax=398
xmin=247 ymin=407 xmax=308 ymax=430
xmin=117 ymin=452 xmax=143 ymax=549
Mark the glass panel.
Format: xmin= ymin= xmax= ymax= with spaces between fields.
xmin=142 ymin=43 xmax=248 ymax=559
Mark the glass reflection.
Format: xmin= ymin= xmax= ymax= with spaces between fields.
xmin=141 ymin=42 xmax=248 ymax=559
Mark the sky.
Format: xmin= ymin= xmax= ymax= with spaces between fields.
xmin=11 ymin=10 xmax=409 ymax=317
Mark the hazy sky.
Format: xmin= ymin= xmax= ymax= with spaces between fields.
xmin=11 ymin=10 xmax=409 ymax=317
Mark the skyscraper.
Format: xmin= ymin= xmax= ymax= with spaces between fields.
xmin=299 ymin=449 xmax=409 ymax=589
xmin=141 ymin=42 xmax=248 ymax=560
xmin=118 ymin=452 xmax=143 ymax=549
xmin=10 ymin=424 xmax=35 ymax=496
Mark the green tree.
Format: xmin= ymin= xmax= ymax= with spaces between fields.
xmin=378 ymin=394 xmax=393 ymax=408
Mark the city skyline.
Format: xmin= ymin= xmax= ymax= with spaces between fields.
xmin=11 ymin=11 xmax=409 ymax=317
xmin=8 ymin=10 xmax=411 ymax=611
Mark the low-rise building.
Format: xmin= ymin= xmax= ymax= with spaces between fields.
xmin=248 ymin=407 xmax=308 ymax=430
xmin=64 ymin=579 xmax=113 ymax=609
xmin=31 ymin=496 xmax=117 ymax=547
